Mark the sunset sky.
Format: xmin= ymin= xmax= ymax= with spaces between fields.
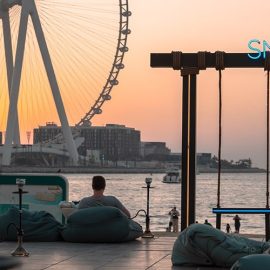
xmin=94 ymin=0 xmax=270 ymax=168
xmin=0 ymin=0 xmax=269 ymax=167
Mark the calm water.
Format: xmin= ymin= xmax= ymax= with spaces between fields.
xmin=64 ymin=173 xmax=268 ymax=234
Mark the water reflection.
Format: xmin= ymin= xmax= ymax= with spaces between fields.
xmin=65 ymin=173 xmax=266 ymax=234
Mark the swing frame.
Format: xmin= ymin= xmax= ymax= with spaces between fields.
xmin=150 ymin=51 xmax=270 ymax=240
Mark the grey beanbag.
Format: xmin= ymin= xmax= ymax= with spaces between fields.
xmin=61 ymin=206 xmax=138 ymax=243
xmin=0 ymin=207 xmax=63 ymax=241
xmin=172 ymin=223 xmax=270 ymax=267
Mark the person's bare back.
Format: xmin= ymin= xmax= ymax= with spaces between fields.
xmin=78 ymin=175 xmax=130 ymax=218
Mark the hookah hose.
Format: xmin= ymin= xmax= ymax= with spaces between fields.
xmin=130 ymin=209 xmax=147 ymax=220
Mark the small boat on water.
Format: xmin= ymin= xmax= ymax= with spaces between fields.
xmin=162 ymin=171 xmax=181 ymax=184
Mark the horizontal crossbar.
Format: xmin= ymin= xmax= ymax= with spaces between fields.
xmin=151 ymin=52 xmax=266 ymax=69
xmin=212 ymin=208 xmax=270 ymax=214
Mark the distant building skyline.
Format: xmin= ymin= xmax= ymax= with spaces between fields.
xmin=33 ymin=123 xmax=141 ymax=162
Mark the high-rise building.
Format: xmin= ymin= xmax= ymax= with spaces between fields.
xmin=33 ymin=122 xmax=61 ymax=143
xmin=33 ymin=123 xmax=141 ymax=161
xmin=79 ymin=124 xmax=140 ymax=161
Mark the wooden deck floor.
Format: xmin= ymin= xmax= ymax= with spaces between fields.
xmin=0 ymin=233 xmax=241 ymax=270
xmin=0 ymin=233 xmax=266 ymax=270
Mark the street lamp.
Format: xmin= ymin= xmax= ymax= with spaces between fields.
xmin=142 ymin=177 xmax=154 ymax=238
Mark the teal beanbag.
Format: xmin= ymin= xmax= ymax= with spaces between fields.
xmin=123 ymin=219 xmax=143 ymax=241
xmin=61 ymin=206 xmax=131 ymax=243
xmin=231 ymin=254 xmax=270 ymax=270
xmin=0 ymin=207 xmax=63 ymax=241
xmin=172 ymin=224 xmax=270 ymax=267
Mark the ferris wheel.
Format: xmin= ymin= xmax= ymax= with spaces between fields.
xmin=0 ymin=0 xmax=131 ymax=165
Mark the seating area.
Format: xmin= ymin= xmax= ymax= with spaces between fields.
xmin=0 ymin=206 xmax=143 ymax=243
xmin=1 ymin=208 xmax=270 ymax=269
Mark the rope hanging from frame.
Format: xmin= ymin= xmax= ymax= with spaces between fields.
xmin=265 ymin=52 xmax=270 ymax=209
xmin=215 ymin=51 xmax=225 ymax=209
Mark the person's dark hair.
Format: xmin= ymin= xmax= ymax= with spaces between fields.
xmin=92 ymin=175 xmax=106 ymax=190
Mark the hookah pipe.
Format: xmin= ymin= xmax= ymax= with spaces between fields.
xmin=9 ymin=178 xmax=30 ymax=257
xmin=131 ymin=177 xmax=154 ymax=238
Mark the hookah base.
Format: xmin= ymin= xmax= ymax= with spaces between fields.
xmin=142 ymin=231 xmax=155 ymax=238
xmin=11 ymin=245 xmax=30 ymax=257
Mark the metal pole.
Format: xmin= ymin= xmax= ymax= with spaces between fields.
xmin=181 ymin=70 xmax=198 ymax=230
xmin=19 ymin=187 xmax=22 ymax=233
xmin=189 ymin=74 xmax=197 ymax=225
xmin=265 ymin=214 xmax=269 ymax=241
xmin=181 ymin=74 xmax=189 ymax=231
xmin=216 ymin=68 xmax=223 ymax=230
xmin=266 ymin=68 xmax=270 ymax=241
xmin=145 ymin=184 xmax=150 ymax=233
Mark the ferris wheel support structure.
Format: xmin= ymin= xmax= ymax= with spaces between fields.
xmin=0 ymin=9 xmax=20 ymax=145
xmin=2 ymin=0 xmax=79 ymax=165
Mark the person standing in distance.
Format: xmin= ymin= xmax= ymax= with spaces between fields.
xmin=225 ymin=223 xmax=231 ymax=233
xmin=78 ymin=175 xmax=131 ymax=218
xmin=169 ymin=206 xmax=180 ymax=232
xmin=233 ymin=215 xmax=241 ymax=233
